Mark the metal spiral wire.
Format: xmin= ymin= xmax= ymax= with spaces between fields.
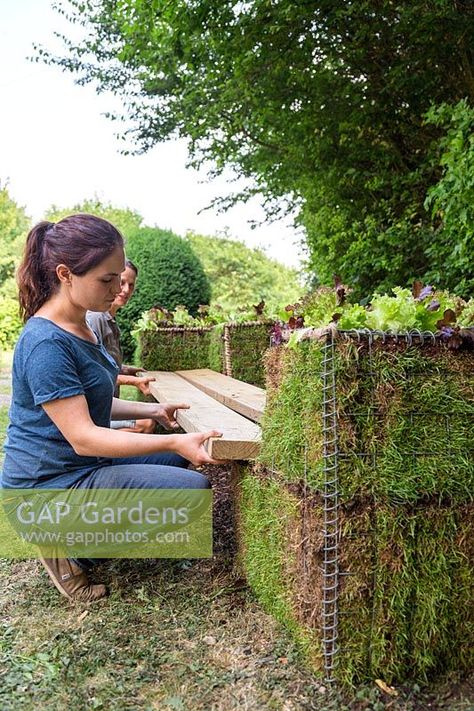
xmin=321 ymin=331 xmax=340 ymax=683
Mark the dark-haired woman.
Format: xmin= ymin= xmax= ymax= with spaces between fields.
xmin=1 ymin=214 xmax=221 ymax=602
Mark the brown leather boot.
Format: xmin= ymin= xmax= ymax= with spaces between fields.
xmin=39 ymin=557 xmax=107 ymax=602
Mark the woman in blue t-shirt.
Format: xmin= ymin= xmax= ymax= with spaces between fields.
xmin=1 ymin=214 xmax=222 ymax=602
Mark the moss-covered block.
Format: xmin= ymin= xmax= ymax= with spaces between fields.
xmin=138 ymin=328 xmax=213 ymax=371
xmin=236 ymin=466 xmax=474 ymax=686
xmin=260 ymin=339 xmax=474 ymax=502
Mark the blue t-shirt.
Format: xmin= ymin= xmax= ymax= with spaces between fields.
xmin=1 ymin=317 xmax=119 ymax=489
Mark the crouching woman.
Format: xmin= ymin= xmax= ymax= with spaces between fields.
xmin=0 ymin=214 xmax=221 ymax=602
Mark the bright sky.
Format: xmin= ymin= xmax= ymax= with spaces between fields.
xmin=0 ymin=0 xmax=304 ymax=268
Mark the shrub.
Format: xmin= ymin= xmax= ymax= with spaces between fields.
xmin=0 ymin=278 xmax=22 ymax=351
xmin=45 ymin=197 xmax=144 ymax=236
xmin=117 ymin=227 xmax=211 ymax=361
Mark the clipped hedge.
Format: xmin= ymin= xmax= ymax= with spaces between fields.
xmin=235 ymin=331 xmax=474 ymax=686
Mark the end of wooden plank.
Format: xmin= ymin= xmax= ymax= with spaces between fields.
xmin=207 ymin=436 xmax=261 ymax=461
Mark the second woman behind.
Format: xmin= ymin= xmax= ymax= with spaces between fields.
xmin=87 ymin=258 xmax=157 ymax=433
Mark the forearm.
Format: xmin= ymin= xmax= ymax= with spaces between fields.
xmin=120 ymin=365 xmax=143 ymax=376
xmin=75 ymin=424 xmax=179 ymax=458
xmin=116 ymin=373 xmax=154 ymax=395
xmin=42 ymin=394 xmax=219 ymax=466
xmin=111 ymin=398 xmax=160 ymax=420
xmin=117 ymin=374 xmax=142 ymax=387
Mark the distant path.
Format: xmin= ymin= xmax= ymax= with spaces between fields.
xmin=0 ymin=374 xmax=11 ymax=408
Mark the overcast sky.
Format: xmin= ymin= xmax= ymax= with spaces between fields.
xmin=0 ymin=0 xmax=304 ymax=268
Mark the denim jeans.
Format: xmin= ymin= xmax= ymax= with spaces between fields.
xmin=70 ymin=452 xmax=210 ymax=569
xmin=72 ymin=452 xmax=209 ymax=490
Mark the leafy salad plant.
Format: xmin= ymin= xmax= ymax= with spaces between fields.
xmin=272 ymin=278 xmax=473 ymax=348
xmin=132 ymin=281 xmax=473 ymax=349
xmin=132 ymin=300 xmax=271 ymax=339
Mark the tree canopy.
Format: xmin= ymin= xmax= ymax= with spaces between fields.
xmin=0 ymin=185 xmax=30 ymax=287
xmin=185 ymin=232 xmax=301 ymax=310
xmin=423 ymin=100 xmax=474 ymax=297
xmin=40 ymin=1 xmax=474 ymax=297
xmin=45 ymin=197 xmax=144 ymax=237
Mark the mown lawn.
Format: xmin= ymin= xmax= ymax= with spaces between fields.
xmin=0 ymin=377 xmax=472 ymax=709
xmin=0 ymin=406 xmax=8 ymax=457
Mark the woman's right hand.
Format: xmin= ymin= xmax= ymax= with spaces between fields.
xmin=134 ymin=375 xmax=156 ymax=396
xmin=175 ymin=430 xmax=225 ymax=466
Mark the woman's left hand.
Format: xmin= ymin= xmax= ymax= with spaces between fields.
xmin=151 ymin=403 xmax=190 ymax=430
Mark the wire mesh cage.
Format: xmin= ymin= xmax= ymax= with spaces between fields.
xmin=222 ymin=321 xmax=274 ymax=385
xmin=237 ymin=328 xmax=473 ymax=686
xmin=138 ymin=321 xmax=273 ymax=385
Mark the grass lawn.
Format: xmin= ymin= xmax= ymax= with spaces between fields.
xmin=119 ymin=385 xmax=141 ymax=402
xmin=0 ymin=406 xmax=9 ymax=461
xmin=0 ymin=350 xmax=13 ymax=375
xmin=0 ymin=376 xmax=472 ymax=709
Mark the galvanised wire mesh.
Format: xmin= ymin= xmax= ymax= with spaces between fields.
xmin=319 ymin=328 xmax=473 ymax=682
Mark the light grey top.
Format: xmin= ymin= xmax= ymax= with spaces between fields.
xmin=86 ymin=311 xmax=122 ymax=396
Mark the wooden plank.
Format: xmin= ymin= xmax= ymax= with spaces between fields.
xmin=148 ymin=371 xmax=261 ymax=460
xmin=176 ymin=368 xmax=266 ymax=422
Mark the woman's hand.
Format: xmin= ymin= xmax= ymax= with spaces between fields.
xmin=151 ymin=402 xmax=190 ymax=430
xmin=174 ymin=431 xmax=225 ymax=466
xmin=116 ymin=373 xmax=156 ymax=395
xmin=135 ymin=375 xmax=155 ymax=396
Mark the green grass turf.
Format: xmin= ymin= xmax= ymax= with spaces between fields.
xmin=138 ymin=328 xmax=213 ymax=372
xmin=224 ymin=323 xmax=272 ymax=387
xmin=260 ymin=340 xmax=473 ymax=503
xmin=136 ymin=322 xmax=271 ymax=385
xmin=236 ymin=466 xmax=474 ymax=687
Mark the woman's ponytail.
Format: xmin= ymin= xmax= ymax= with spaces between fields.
xmin=16 ymin=214 xmax=123 ymax=321
xmin=17 ymin=222 xmax=56 ymax=321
